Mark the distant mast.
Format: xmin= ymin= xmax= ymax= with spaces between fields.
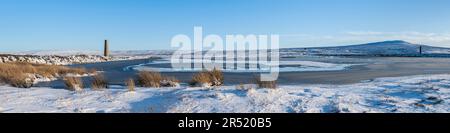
xmin=104 ymin=40 xmax=109 ymax=57
xmin=419 ymin=45 xmax=422 ymax=55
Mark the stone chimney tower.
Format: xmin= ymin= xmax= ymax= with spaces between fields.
xmin=419 ymin=45 xmax=422 ymax=55
xmin=104 ymin=40 xmax=109 ymax=57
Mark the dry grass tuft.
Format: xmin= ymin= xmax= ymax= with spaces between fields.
xmin=190 ymin=72 xmax=211 ymax=86
xmin=91 ymin=74 xmax=108 ymax=90
xmin=189 ymin=68 xmax=224 ymax=87
xmin=161 ymin=76 xmax=180 ymax=87
xmin=254 ymin=77 xmax=277 ymax=89
xmin=0 ymin=62 xmax=90 ymax=88
xmin=63 ymin=76 xmax=83 ymax=91
xmin=125 ymin=78 xmax=135 ymax=92
xmin=136 ymin=71 xmax=179 ymax=88
xmin=137 ymin=71 xmax=162 ymax=87
xmin=210 ymin=68 xmax=224 ymax=84
xmin=8 ymin=75 xmax=33 ymax=88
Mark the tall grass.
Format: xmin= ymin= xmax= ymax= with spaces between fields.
xmin=136 ymin=71 xmax=179 ymax=87
xmin=63 ymin=76 xmax=83 ymax=91
xmin=190 ymin=68 xmax=224 ymax=87
xmin=161 ymin=76 xmax=180 ymax=87
xmin=125 ymin=78 xmax=135 ymax=92
xmin=254 ymin=77 xmax=277 ymax=89
xmin=91 ymin=74 xmax=108 ymax=90
xmin=0 ymin=62 xmax=90 ymax=88
xmin=137 ymin=71 xmax=162 ymax=87
xmin=190 ymin=72 xmax=211 ymax=86
xmin=8 ymin=75 xmax=33 ymax=88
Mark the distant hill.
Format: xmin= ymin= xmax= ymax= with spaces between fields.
xmin=283 ymin=40 xmax=450 ymax=56
xmin=4 ymin=50 xmax=174 ymax=56
xmin=4 ymin=40 xmax=450 ymax=57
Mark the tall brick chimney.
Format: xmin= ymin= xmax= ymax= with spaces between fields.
xmin=104 ymin=40 xmax=109 ymax=57
xmin=419 ymin=45 xmax=422 ymax=55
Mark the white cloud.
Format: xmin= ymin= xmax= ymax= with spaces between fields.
xmin=344 ymin=31 xmax=386 ymax=36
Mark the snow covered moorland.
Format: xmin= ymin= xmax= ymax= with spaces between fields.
xmin=0 ymin=74 xmax=449 ymax=113
xmin=0 ymin=54 xmax=110 ymax=65
xmin=0 ymin=50 xmax=170 ymax=65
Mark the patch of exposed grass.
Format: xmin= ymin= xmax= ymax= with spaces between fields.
xmin=254 ymin=77 xmax=277 ymax=89
xmin=91 ymin=74 xmax=108 ymax=90
xmin=125 ymin=78 xmax=135 ymax=92
xmin=137 ymin=71 xmax=179 ymax=88
xmin=63 ymin=76 xmax=83 ymax=91
xmin=137 ymin=71 xmax=162 ymax=87
xmin=0 ymin=62 xmax=91 ymax=88
xmin=8 ymin=74 xmax=33 ymax=88
xmin=189 ymin=68 xmax=224 ymax=87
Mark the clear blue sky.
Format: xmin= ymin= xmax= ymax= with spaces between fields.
xmin=1 ymin=0 xmax=450 ymax=52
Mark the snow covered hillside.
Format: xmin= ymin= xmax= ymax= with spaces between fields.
xmin=5 ymin=50 xmax=174 ymax=57
xmin=282 ymin=40 xmax=450 ymax=56
xmin=0 ymin=54 xmax=110 ymax=65
xmin=0 ymin=50 xmax=172 ymax=65
xmin=1 ymin=74 xmax=449 ymax=113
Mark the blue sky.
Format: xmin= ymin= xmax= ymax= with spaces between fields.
xmin=1 ymin=0 xmax=450 ymax=52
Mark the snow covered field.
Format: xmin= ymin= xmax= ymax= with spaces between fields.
xmin=0 ymin=50 xmax=170 ymax=65
xmin=1 ymin=74 xmax=449 ymax=113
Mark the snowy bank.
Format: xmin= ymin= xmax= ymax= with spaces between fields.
xmin=0 ymin=55 xmax=110 ymax=65
xmin=1 ymin=74 xmax=449 ymax=113
xmin=0 ymin=54 xmax=159 ymax=65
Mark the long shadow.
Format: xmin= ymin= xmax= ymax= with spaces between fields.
xmin=126 ymin=88 xmax=253 ymax=113
xmin=127 ymin=89 xmax=183 ymax=113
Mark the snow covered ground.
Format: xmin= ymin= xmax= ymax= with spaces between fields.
xmin=0 ymin=54 xmax=162 ymax=65
xmin=280 ymin=40 xmax=450 ymax=56
xmin=1 ymin=74 xmax=449 ymax=113
xmin=4 ymin=50 xmax=174 ymax=57
xmin=0 ymin=50 xmax=171 ymax=65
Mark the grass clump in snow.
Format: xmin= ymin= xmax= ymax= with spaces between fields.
xmin=137 ymin=71 xmax=162 ymax=87
xmin=254 ymin=76 xmax=277 ymax=89
xmin=125 ymin=78 xmax=135 ymax=92
xmin=0 ymin=62 xmax=90 ymax=88
xmin=189 ymin=68 xmax=224 ymax=87
xmin=63 ymin=76 xmax=84 ymax=91
xmin=7 ymin=74 xmax=33 ymax=88
xmin=137 ymin=71 xmax=179 ymax=88
xmin=236 ymin=83 xmax=255 ymax=91
xmin=160 ymin=76 xmax=180 ymax=87
xmin=91 ymin=74 xmax=108 ymax=90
